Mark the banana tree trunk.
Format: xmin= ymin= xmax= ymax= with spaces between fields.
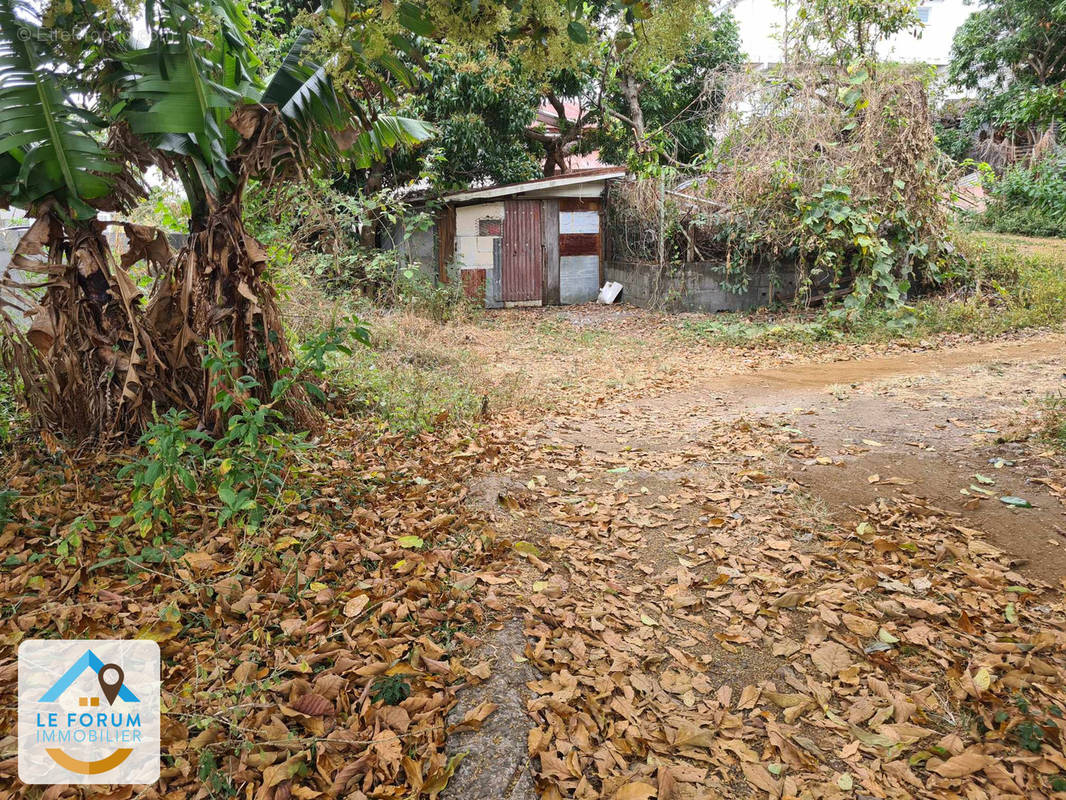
xmin=0 ymin=208 xmax=172 ymax=439
xmin=148 ymin=198 xmax=316 ymax=435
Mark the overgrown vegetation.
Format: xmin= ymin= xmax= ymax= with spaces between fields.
xmin=0 ymin=364 xmax=21 ymax=447
xmin=641 ymin=63 xmax=955 ymax=311
xmin=243 ymin=178 xmax=477 ymax=324
xmin=115 ymin=317 xmax=368 ymax=541
xmin=949 ymin=0 xmax=1066 ymax=134
xmin=0 ymin=0 xmax=433 ymax=441
xmin=981 ymin=147 xmax=1066 ymax=238
xmin=678 ymin=231 xmax=1066 ymax=346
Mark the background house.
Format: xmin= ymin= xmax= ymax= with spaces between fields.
xmin=532 ymin=100 xmax=610 ymax=171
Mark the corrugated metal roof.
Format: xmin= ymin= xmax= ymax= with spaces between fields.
xmin=444 ymin=168 xmax=627 ymax=204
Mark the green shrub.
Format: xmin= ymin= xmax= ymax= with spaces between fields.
xmin=117 ymin=409 xmax=210 ymax=541
xmin=982 ymin=148 xmax=1066 ymax=237
xmin=114 ymin=320 xmax=370 ymax=538
xmin=396 ymin=268 xmax=474 ymax=324
xmin=370 ymin=674 xmax=411 ymax=705
xmin=934 ymin=123 xmax=973 ymax=163
xmin=202 ymin=339 xmax=312 ymax=532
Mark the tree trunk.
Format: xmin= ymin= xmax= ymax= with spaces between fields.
xmin=0 ymin=209 xmax=173 ymax=440
xmin=150 ymin=199 xmax=317 ymax=436
xmin=359 ymin=162 xmax=386 ymax=248
xmin=620 ymin=71 xmax=647 ymax=144
xmin=2 ymin=200 xmax=317 ymax=440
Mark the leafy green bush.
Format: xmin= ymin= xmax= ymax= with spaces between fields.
xmin=117 ymin=409 xmax=210 ymax=540
xmin=796 ymin=181 xmax=930 ymax=310
xmin=934 ymin=123 xmax=973 ymax=163
xmin=371 ymin=674 xmax=411 ymax=705
xmin=396 ymin=268 xmax=474 ymax=324
xmin=115 ymin=317 xmax=370 ymax=537
xmin=982 ymin=149 xmax=1066 ymax=237
xmin=203 ymin=339 xmax=308 ymax=532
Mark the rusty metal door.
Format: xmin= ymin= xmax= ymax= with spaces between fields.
xmin=502 ymin=200 xmax=542 ymax=303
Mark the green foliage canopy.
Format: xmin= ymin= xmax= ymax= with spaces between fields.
xmin=949 ymin=0 xmax=1066 ymax=130
xmin=598 ymin=9 xmax=741 ymax=169
xmin=784 ymin=0 xmax=921 ymax=67
xmin=412 ymin=50 xmax=543 ymax=189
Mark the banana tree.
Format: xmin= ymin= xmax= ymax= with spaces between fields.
xmin=0 ymin=0 xmax=172 ymax=436
xmin=0 ymin=0 xmax=430 ymax=438
xmin=120 ymin=0 xmax=431 ymax=431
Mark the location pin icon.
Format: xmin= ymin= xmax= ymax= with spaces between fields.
xmin=98 ymin=663 xmax=124 ymax=705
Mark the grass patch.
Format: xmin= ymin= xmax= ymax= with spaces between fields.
xmin=1040 ymin=394 xmax=1066 ymax=452
xmin=332 ymin=311 xmax=502 ymax=434
xmin=678 ymin=317 xmax=844 ymax=346
xmin=336 ymin=342 xmax=487 ymax=435
xmin=277 ymin=269 xmax=497 ymax=434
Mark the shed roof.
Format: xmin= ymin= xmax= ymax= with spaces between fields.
xmin=443 ymin=167 xmax=626 ymax=204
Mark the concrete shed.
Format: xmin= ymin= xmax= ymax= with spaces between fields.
xmin=437 ymin=167 xmax=626 ymax=307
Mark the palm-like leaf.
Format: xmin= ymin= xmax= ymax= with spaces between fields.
xmin=261 ymin=23 xmax=433 ymax=169
xmin=119 ymin=0 xmax=432 ymax=205
xmin=0 ymin=0 xmax=116 ymax=218
xmin=120 ymin=0 xmax=259 ymax=197
xmin=349 ymin=115 xmax=434 ymax=167
xmin=260 ymin=28 xmax=348 ymax=160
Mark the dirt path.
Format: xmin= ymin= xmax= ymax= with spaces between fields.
xmin=453 ymin=330 xmax=1066 ymax=800
xmin=543 ymin=332 xmax=1066 ymax=583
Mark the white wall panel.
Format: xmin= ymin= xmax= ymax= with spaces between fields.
xmin=559 ymin=211 xmax=599 ymax=234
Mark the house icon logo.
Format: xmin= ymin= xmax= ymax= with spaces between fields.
xmin=18 ymin=640 xmax=160 ymax=785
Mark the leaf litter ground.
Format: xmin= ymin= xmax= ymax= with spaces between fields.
xmin=0 ymin=421 xmax=516 ymax=800
xmin=0 ymin=306 xmax=1064 ymax=800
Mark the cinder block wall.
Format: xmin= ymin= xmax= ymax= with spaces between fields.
xmin=604 ymin=260 xmax=797 ymax=312
xmin=382 ymin=220 xmax=438 ymax=281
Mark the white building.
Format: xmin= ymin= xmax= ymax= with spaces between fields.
xmin=731 ymin=0 xmax=976 ymax=67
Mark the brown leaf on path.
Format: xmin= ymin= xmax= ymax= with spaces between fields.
xmin=179 ymin=550 xmax=218 ymax=574
xmin=372 ymin=730 xmax=403 ymax=768
xmin=741 ymin=762 xmax=780 ymax=796
xmin=343 ymin=594 xmax=370 ymax=617
xmin=932 ymin=750 xmax=991 ymax=778
xmin=288 ymin=692 xmax=334 ymax=716
xmin=449 ymin=700 xmax=498 ymax=733
xmin=657 ymin=764 xmax=679 ymax=800
xmin=811 ymin=641 xmax=854 ymax=675
xmin=674 ymin=725 xmax=717 ymax=749
xmin=612 ymin=782 xmax=656 ymax=800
